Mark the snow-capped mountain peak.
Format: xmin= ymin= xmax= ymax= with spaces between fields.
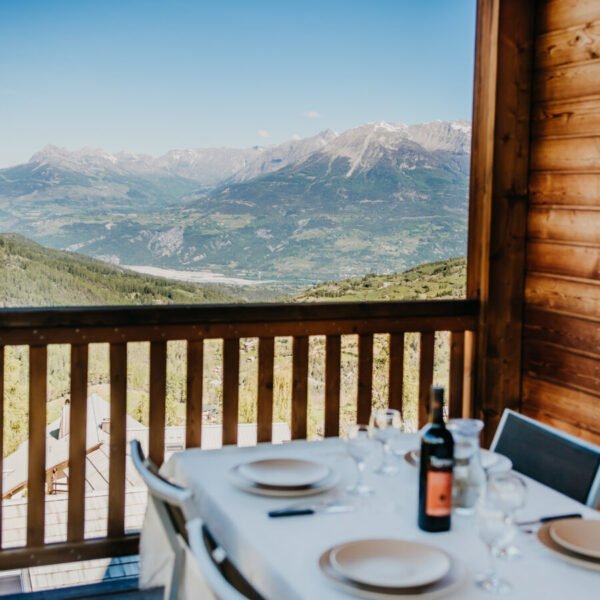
xmin=26 ymin=120 xmax=470 ymax=185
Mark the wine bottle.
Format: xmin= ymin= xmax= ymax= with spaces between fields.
xmin=418 ymin=386 xmax=454 ymax=532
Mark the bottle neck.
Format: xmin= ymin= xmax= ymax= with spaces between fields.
xmin=430 ymin=401 xmax=445 ymax=425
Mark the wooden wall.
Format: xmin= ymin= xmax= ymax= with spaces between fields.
xmin=522 ymin=0 xmax=600 ymax=443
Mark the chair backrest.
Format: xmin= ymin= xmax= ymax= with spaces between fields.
xmin=130 ymin=440 xmax=192 ymax=541
xmin=130 ymin=440 xmax=259 ymax=600
xmin=186 ymin=519 xmax=250 ymax=600
xmin=490 ymin=410 xmax=600 ymax=508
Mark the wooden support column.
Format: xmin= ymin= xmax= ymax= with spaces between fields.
xmin=468 ymin=0 xmax=536 ymax=445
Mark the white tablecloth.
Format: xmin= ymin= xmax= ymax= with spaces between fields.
xmin=139 ymin=436 xmax=599 ymax=599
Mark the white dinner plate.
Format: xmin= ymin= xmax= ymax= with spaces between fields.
xmin=538 ymin=523 xmax=600 ymax=572
xmin=237 ymin=458 xmax=330 ymax=489
xmin=319 ymin=546 xmax=465 ymax=599
xmin=329 ymin=539 xmax=451 ymax=589
xmin=404 ymin=448 xmax=512 ymax=473
xmin=549 ymin=519 xmax=600 ymax=560
xmin=229 ymin=465 xmax=338 ymax=497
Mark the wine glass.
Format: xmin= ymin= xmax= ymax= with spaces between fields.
xmin=369 ymin=408 xmax=402 ymax=475
xmin=345 ymin=424 xmax=376 ymax=495
xmin=487 ymin=472 xmax=528 ymax=559
xmin=476 ymin=495 xmax=514 ymax=594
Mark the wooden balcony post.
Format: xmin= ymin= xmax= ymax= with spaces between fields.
xmin=324 ymin=335 xmax=341 ymax=437
xmin=291 ymin=336 xmax=309 ymax=439
xmin=257 ymin=337 xmax=275 ymax=443
xmin=222 ymin=339 xmax=240 ymax=445
xmin=108 ymin=343 xmax=127 ymax=538
xmin=418 ymin=333 xmax=435 ymax=428
xmin=67 ymin=344 xmax=89 ymax=543
xmin=27 ymin=345 xmax=47 ymax=547
xmin=449 ymin=331 xmax=465 ymax=419
xmin=0 ymin=346 xmax=4 ymax=548
xmin=149 ymin=341 xmax=167 ymax=466
xmin=186 ymin=340 xmax=204 ymax=448
xmin=357 ymin=334 xmax=374 ymax=424
xmin=388 ymin=333 xmax=405 ymax=415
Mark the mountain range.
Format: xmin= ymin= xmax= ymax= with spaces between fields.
xmin=0 ymin=120 xmax=471 ymax=282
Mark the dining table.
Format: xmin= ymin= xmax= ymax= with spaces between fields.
xmin=138 ymin=434 xmax=599 ymax=599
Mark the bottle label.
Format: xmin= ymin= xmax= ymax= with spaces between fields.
xmin=426 ymin=471 xmax=452 ymax=516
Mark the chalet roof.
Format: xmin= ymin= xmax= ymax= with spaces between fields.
xmin=0 ymin=396 xmax=291 ymax=592
xmin=2 ymin=394 xmax=291 ymax=498
xmin=1 ymin=394 xmax=144 ymax=498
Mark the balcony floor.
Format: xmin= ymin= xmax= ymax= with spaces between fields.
xmin=4 ymin=579 xmax=162 ymax=599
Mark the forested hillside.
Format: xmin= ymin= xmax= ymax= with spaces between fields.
xmin=0 ymin=233 xmax=236 ymax=306
xmin=296 ymin=257 xmax=465 ymax=301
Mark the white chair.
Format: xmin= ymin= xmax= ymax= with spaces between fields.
xmin=130 ymin=440 xmax=260 ymax=600
xmin=490 ymin=410 xmax=600 ymax=508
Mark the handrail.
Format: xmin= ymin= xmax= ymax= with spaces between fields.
xmin=0 ymin=299 xmax=478 ymax=345
xmin=0 ymin=299 xmax=478 ymax=328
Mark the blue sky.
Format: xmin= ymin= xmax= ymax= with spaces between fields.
xmin=0 ymin=0 xmax=477 ymax=167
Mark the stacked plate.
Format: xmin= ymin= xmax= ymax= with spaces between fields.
xmin=319 ymin=539 xmax=465 ymax=599
xmin=538 ymin=518 xmax=600 ymax=571
xmin=229 ymin=458 xmax=338 ymax=497
xmin=403 ymin=448 xmax=512 ymax=474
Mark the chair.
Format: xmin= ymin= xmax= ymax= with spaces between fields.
xmin=490 ymin=410 xmax=600 ymax=508
xmin=130 ymin=440 xmax=261 ymax=600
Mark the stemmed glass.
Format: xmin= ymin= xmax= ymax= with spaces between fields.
xmin=476 ymin=493 xmax=514 ymax=594
xmin=369 ymin=409 xmax=402 ymax=475
xmin=345 ymin=424 xmax=376 ymax=495
xmin=488 ymin=472 xmax=528 ymax=559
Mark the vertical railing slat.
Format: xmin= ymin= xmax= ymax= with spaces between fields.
xmin=149 ymin=341 xmax=167 ymax=466
xmin=291 ymin=336 xmax=309 ymax=440
xmin=357 ymin=334 xmax=373 ymax=424
xmin=418 ymin=332 xmax=435 ymax=428
xmin=463 ymin=331 xmax=476 ymax=418
xmin=257 ymin=337 xmax=274 ymax=443
xmin=324 ymin=335 xmax=341 ymax=437
xmin=388 ymin=333 xmax=405 ymax=415
xmin=222 ymin=339 xmax=240 ymax=445
xmin=27 ymin=345 xmax=47 ymax=547
xmin=0 ymin=346 xmax=4 ymax=548
xmin=449 ymin=331 xmax=465 ymax=419
xmin=67 ymin=344 xmax=88 ymax=543
xmin=108 ymin=343 xmax=127 ymax=539
xmin=186 ymin=340 xmax=204 ymax=448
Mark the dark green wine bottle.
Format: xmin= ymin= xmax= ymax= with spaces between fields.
xmin=418 ymin=387 xmax=454 ymax=532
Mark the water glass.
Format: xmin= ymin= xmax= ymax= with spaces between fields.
xmin=369 ymin=409 xmax=402 ymax=475
xmin=488 ymin=472 xmax=528 ymax=559
xmin=476 ymin=498 xmax=514 ymax=594
xmin=345 ymin=424 xmax=376 ymax=495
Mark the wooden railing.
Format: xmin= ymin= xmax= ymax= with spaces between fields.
xmin=0 ymin=299 xmax=478 ymax=569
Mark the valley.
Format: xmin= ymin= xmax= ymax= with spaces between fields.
xmin=0 ymin=120 xmax=470 ymax=283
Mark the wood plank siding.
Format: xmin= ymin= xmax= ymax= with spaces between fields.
xmin=523 ymin=0 xmax=600 ymax=443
